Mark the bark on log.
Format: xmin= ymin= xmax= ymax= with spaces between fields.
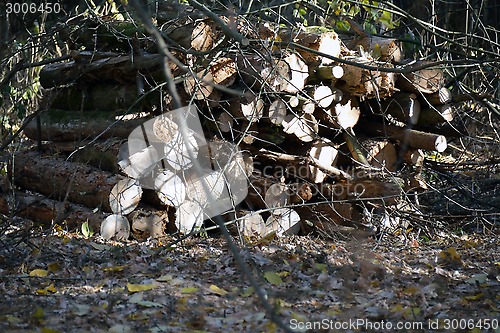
xmin=129 ymin=207 xmax=168 ymax=240
xmin=40 ymin=52 xmax=179 ymax=88
xmin=366 ymin=93 xmax=421 ymax=125
xmin=50 ymin=83 xmax=165 ymax=111
xmin=362 ymin=139 xmax=398 ymax=172
xmin=274 ymin=28 xmax=341 ymax=66
xmin=360 ymin=121 xmax=448 ymax=152
xmin=183 ymin=70 xmax=214 ymax=100
xmin=235 ymin=53 xmax=290 ymax=92
xmin=422 ymin=87 xmax=453 ymax=106
xmin=338 ymin=57 xmax=396 ymax=98
xmin=0 ymin=191 xmax=106 ymax=231
xmin=309 ymin=65 xmax=344 ymax=83
xmin=345 ymin=36 xmax=403 ymax=63
xmin=11 ymin=151 xmax=121 ymax=212
xmin=23 ymin=110 xmax=151 ymax=142
xmin=417 ymin=104 xmax=454 ymax=125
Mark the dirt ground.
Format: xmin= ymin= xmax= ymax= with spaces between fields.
xmin=0 ymin=226 xmax=499 ymax=333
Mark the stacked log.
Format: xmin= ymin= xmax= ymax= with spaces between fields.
xmin=6 ymin=11 xmax=459 ymax=241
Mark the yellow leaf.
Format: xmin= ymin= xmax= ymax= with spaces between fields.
xmin=126 ymin=283 xmax=157 ymax=293
xmin=447 ymin=247 xmax=460 ymax=260
xmin=209 ymin=284 xmax=228 ymax=297
xmin=47 ymin=263 xmax=60 ymax=273
xmin=32 ymin=307 xmax=44 ymax=319
xmin=37 ymin=284 xmax=57 ymax=295
xmin=403 ymin=287 xmax=419 ymax=295
xmin=465 ymin=293 xmax=483 ymax=301
xmin=103 ymin=265 xmax=127 ymax=272
xmin=264 ymin=271 xmax=283 ymax=286
xmin=180 ymin=287 xmax=199 ymax=294
xmin=241 ymin=286 xmax=254 ymax=297
xmin=30 ymin=269 xmax=49 ymax=277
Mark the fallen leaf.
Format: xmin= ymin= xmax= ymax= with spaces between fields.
xmin=47 ymin=263 xmax=60 ymax=273
xmin=126 ymin=283 xmax=157 ymax=293
xmin=102 ymin=265 xmax=127 ymax=272
xmin=180 ymin=287 xmax=199 ymax=294
xmin=209 ymin=284 xmax=228 ymax=296
xmin=464 ymin=293 xmax=483 ymax=301
xmin=37 ymin=284 xmax=57 ymax=295
xmin=30 ymin=269 xmax=49 ymax=277
xmin=241 ymin=287 xmax=254 ymax=297
xmin=264 ymin=271 xmax=283 ymax=286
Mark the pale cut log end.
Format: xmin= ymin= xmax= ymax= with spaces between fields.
xmin=265 ymin=208 xmax=301 ymax=237
xmin=109 ymin=178 xmax=142 ymax=215
xmin=101 ymin=214 xmax=130 ymax=241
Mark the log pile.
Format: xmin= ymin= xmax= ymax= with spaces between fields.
xmin=4 ymin=8 xmax=460 ymax=241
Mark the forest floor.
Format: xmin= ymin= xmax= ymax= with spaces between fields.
xmin=0 ymin=225 xmax=499 ymax=333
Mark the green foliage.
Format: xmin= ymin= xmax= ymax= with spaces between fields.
xmin=81 ymin=221 xmax=94 ymax=239
xmin=293 ymin=0 xmax=399 ymax=32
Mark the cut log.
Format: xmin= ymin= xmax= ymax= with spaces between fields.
xmin=282 ymin=53 xmax=309 ymax=93
xmin=265 ymin=208 xmax=301 ymax=236
xmin=308 ymin=138 xmax=340 ymax=183
xmin=312 ymin=85 xmax=335 ymax=108
xmin=235 ymin=53 xmax=290 ymax=92
xmin=175 ymin=200 xmax=205 ymax=234
xmin=362 ymin=139 xmax=398 ymax=172
xmin=403 ymin=149 xmax=425 ymax=168
xmin=274 ymin=28 xmax=341 ymax=65
xmin=422 ymin=87 xmax=453 ymax=106
xmin=109 ymin=178 xmax=143 ymax=215
xmin=417 ymin=104 xmax=454 ymax=125
xmin=209 ymin=57 xmax=237 ymax=87
xmin=228 ymin=92 xmax=264 ymax=122
xmin=361 ymin=121 xmax=448 ymax=152
xmin=236 ymin=211 xmax=267 ymax=238
xmin=264 ymin=183 xmax=290 ymax=209
xmin=166 ymin=19 xmax=218 ymax=51
xmin=268 ymin=99 xmax=287 ymax=125
xmin=186 ymin=170 xmax=226 ymax=208
xmin=282 ymin=113 xmax=319 ymax=142
xmin=40 ymin=52 xmax=179 ymax=88
xmin=396 ymin=61 xmax=445 ymax=94
xmin=0 ymin=191 xmax=106 ymax=231
xmin=288 ymin=95 xmax=315 ymax=114
xmin=338 ymin=57 xmax=396 ymax=98
xmin=50 ymin=83 xmax=165 ymax=111
xmin=129 ymin=207 xmax=168 ymax=240
xmin=183 ymin=70 xmax=214 ymax=100
xmin=309 ymin=65 xmax=344 ymax=82
xmin=154 ymin=170 xmax=187 ymax=207
xmin=366 ymin=93 xmax=421 ymax=125
xmin=322 ymin=178 xmax=402 ymax=205
xmin=12 ymin=151 xmax=120 ymax=212
xmin=321 ymin=95 xmax=360 ymax=130
xmin=346 ymin=36 xmax=403 ymax=63
xmin=118 ymin=145 xmax=158 ymax=179
xmin=101 ymin=214 xmax=130 ymax=241
xmin=23 ymin=110 xmax=151 ymax=142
